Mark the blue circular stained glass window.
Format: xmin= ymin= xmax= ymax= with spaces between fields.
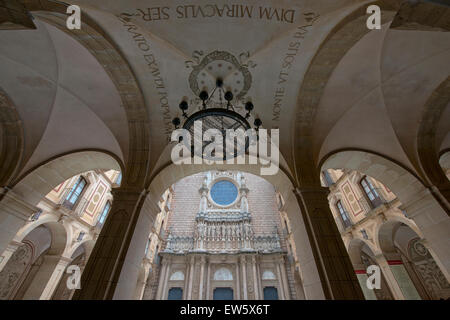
xmin=210 ymin=180 xmax=238 ymax=206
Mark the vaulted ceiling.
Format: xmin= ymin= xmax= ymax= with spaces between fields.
xmin=0 ymin=0 xmax=449 ymax=190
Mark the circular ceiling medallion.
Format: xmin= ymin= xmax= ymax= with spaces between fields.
xmin=210 ymin=180 xmax=238 ymax=206
xmin=188 ymin=50 xmax=252 ymax=100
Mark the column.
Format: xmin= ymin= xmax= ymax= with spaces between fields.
xmin=235 ymin=261 xmax=241 ymax=300
xmin=0 ymin=240 xmax=22 ymax=272
xmin=199 ymin=256 xmax=206 ymax=300
xmin=240 ymin=255 xmax=248 ymax=300
xmin=374 ymin=254 xmax=405 ymax=300
xmin=156 ymin=259 xmax=168 ymax=300
xmin=184 ymin=260 xmax=190 ymax=300
xmin=21 ymin=254 xmax=70 ymax=299
xmin=354 ymin=270 xmax=377 ymax=300
xmin=206 ymin=260 xmax=211 ymax=300
xmin=161 ymin=260 xmax=171 ymax=300
xmin=294 ymin=187 xmax=364 ymax=299
xmin=401 ymin=188 xmax=450 ymax=281
xmin=384 ymin=256 xmax=421 ymax=300
xmin=39 ymin=256 xmax=72 ymax=300
xmin=72 ymin=188 xmax=148 ymax=300
xmin=187 ymin=256 xmax=195 ymax=300
xmin=0 ymin=190 xmax=37 ymax=256
xmin=256 ymin=262 xmax=263 ymax=299
xmin=279 ymin=257 xmax=290 ymax=300
xmin=276 ymin=262 xmax=286 ymax=300
xmin=251 ymin=256 xmax=259 ymax=300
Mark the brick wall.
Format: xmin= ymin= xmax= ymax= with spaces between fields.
xmin=168 ymin=171 xmax=283 ymax=238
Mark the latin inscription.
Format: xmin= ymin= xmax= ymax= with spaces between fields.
xmin=272 ymin=12 xmax=320 ymax=123
xmin=118 ymin=15 xmax=173 ymax=141
xmin=122 ymin=4 xmax=297 ymax=23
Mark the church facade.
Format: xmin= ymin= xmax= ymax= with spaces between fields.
xmin=0 ymin=0 xmax=448 ymax=300
xmin=144 ymin=171 xmax=295 ymax=300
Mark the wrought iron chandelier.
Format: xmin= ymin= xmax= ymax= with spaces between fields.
xmin=172 ymin=78 xmax=262 ymax=160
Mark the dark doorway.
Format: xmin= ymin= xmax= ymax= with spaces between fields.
xmin=168 ymin=287 xmax=183 ymax=300
xmin=213 ymin=287 xmax=233 ymax=300
xmin=263 ymin=286 xmax=279 ymax=300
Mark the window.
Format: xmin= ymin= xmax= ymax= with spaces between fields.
xmin=153 ymin=246 xmax=160 ymax=265
xmin=65 ymin=177 xmax=87 ymax=208
xmin=98 ymin=201 xmax=111 ymax=225
xmin=77 ymin=231 xmax=85 ymax=242
xmin=168 ymin=287 xmax=183 ymax=300
xmin=336 ymin=200 xmax=352 ymax=228
xmin=169 ymin=271 xmax=185 ymax=281
xmin=361 ymin=229 xmax=369 ymax=240
xmin=213 ymin=288 xmax=233 ymax=300
xmin=213 ymin=268 xmax=233 ymax=281
xmin=263 ymin=287 xmax=279 ymax=300
xmin=284 ymin=219 xmax=289 ymax=234
xmin=145 ymin=238 xmax=151 ymax=255
xmin=322 ymin=170 xmax=334 ymax=187
xmin=30 ymin=209 xmax=42 ymax=221
xmin=116 ymin=172 xmax=122 ymax=185
xmin=262 ymin=270 xmax=276 ymax=280
xmin=360 ymin=176 xmax=382 ymax=208
xmin=210 ymin=180 xmax=238 ymax=206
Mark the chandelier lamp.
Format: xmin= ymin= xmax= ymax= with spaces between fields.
xmin=171 ymin=78 xmax=262 ymax=160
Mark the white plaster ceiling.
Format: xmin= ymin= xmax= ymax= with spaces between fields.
xmin=0 ymin=19 xmax=127 ymax=176
xmin=1 ymin=0 xmax=448 ymax=182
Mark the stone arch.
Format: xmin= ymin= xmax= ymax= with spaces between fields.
xmin=0 ymin=150 xmax=119 ymax=267
xmin=22 ymin=0 xmax=150 ymax=187
xmin=4 ymin=222 xmax=66 ymax=299
xmin=440 ymin=150 xmax=450 ymax=174
xmin=0 ymin=241 xmax=33 ymax=300
xmin=376 ymin=220 xmax=450 ymax=299
xmin=374 ymin=216 xmax=423 ymax=254
xmin=114 ymin=161 xmax=322 ymax=299
xmin=66 ymin=236 xmax=95 ymax=259
xmin=347 ymin=237 xmax=380 ymax=268
xmin=14 ymin=218 xmax=68 ymax=257
xmin=347 ymin=237 xmax=394 ymax=300
xmin=321 ymin=149 xmax=450 ymax=280
xmin=293 ymin=1 xmax=399 ymax=183
xmin=417 ymin=77 xmax=450 ymax=204
xmin=0 ymin=87 xmax=23 ymax=187
xmin=11 ymin=150 xmax=121 ymax=207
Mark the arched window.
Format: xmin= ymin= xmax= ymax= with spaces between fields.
xmin=169 ymin=271 xmax=185 ymax=281
xmin=65 ymin=176 xmax=87 ymax=209
xmin=336 ymin=200 xmax=351 ymax=229
xmin=98 ymin=201 xmax=111 ymax=225
xmin=214 ymin=267 xmax=233 ymax=281
xmin=360 ymin=176 xmax=383 ymax=208
xmin=262 ymin=270 xmax=276 ymax=280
